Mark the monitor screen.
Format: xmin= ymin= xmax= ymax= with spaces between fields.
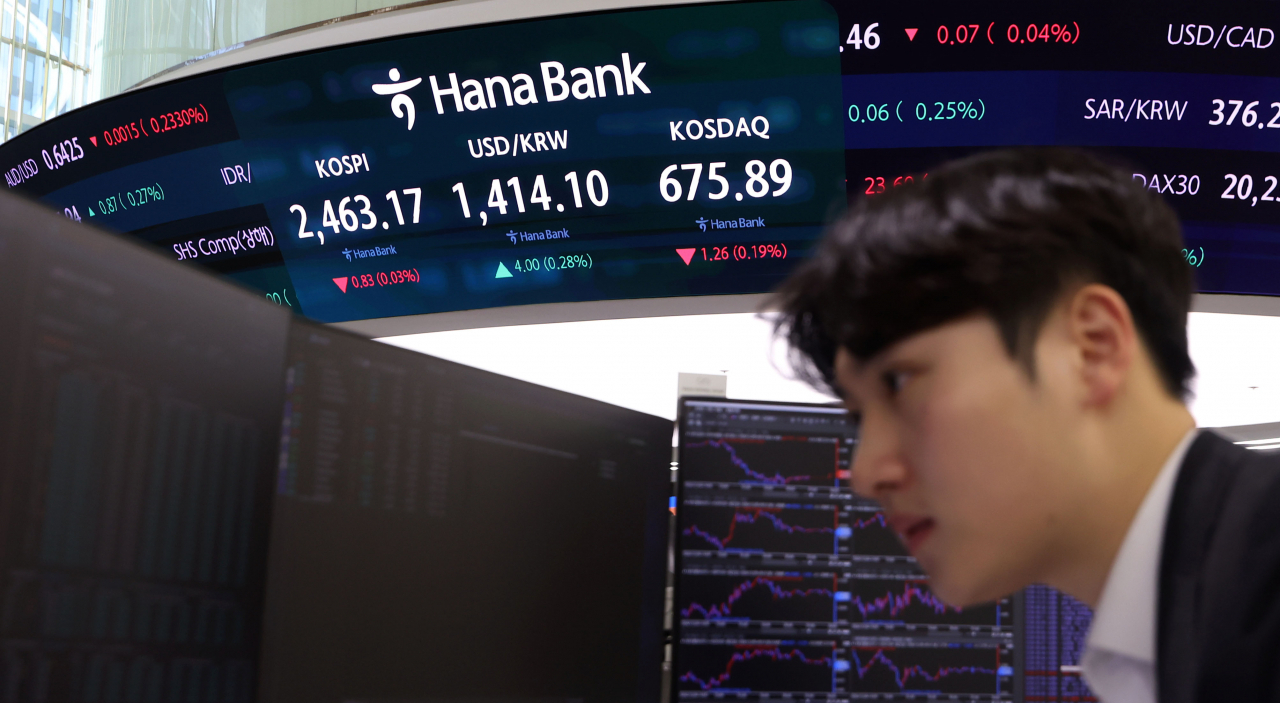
xmin=257 ymin=320 xmax=673 ymax=703
xmin=673 ymin=398 xmax=1017 ymax=700
xmin=0 ymin=185 xmax=675 ymax=701
xmin=1 ymin=0 xmax=1277 ymax=326
xmin=0 ymin=190 xmax=291 ymax=698
xmin=1021 ymin=585 xmax=1095 ymax=701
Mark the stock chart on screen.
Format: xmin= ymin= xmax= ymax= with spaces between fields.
xmin=674 ymin=399 xmax=1020 ymax=702
xmin=673 ymin=399 xmax=1097 ymax=702
xmin=0 ymin=0 xmax=1276 ymax=328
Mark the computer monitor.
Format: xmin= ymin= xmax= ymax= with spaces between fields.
xmin=0 ymin=186 xmax=675 ymax=701
xmin=257 ymin=320 xmax=673 ymax=702
xmin=0 ymin=189 xmax=291 ymax=699
xmin=1021 ymin=585 xmax=1094 ymax=701
xmin=672 ymin=397 xmax=1016 ymax=700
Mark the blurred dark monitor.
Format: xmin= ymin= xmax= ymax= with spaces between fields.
xmin=0 ymin=189 xmax=292 ymax=699
xmin=258 ymin=320 xmax=672 ymax=703
xmin=0 ymin=190 xmax=673 ymax=702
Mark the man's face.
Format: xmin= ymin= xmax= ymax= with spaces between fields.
xmin=835 ymin=315 xmax=1082 ymax=606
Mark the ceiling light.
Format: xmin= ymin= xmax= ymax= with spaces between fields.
xmin=1243 ymin=442 xmax=1280 ymax=451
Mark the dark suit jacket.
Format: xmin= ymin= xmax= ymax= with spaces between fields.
xmin=1158 ymin=431 xmax=1280 ymax=703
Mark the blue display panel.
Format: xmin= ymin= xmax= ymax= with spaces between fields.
xmin=836 ymin=0 xmax=1280 ymax=298
xmin=0 ymin=0 xmax=1277 ymax=323
xmin=1022 ymin=585 xmax=1096 ymax=702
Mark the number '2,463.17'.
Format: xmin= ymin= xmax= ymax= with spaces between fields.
xmin=289 ymin=188 xmax=422 ymax=245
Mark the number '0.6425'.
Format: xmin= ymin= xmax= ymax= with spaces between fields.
xmin=42 ymin=137 xmax=83 ymax=170
xmin=289 ymin=188 xmax=422 ymax=244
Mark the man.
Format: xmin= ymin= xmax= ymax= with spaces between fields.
xmin=770 ymin=149 xmax=1280 ymax=703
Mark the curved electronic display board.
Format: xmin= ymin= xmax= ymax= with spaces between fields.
xmin=0 ymin=0 xmax=1277 ymax=327
xmin=0 ymin=0 xmax=846 ymax=325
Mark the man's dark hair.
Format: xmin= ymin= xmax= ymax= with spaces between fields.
xmin=771 ymin=148 xmax=1195 ymax=399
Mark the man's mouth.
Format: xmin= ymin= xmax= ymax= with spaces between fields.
xmin=886 ymin=514 xmax=936 ymax=554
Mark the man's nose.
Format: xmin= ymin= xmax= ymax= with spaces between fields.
xmin=849 ymin=416 xmax=909 ymax=500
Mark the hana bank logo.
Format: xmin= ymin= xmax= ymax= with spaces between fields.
xmin=372 ymin=68 xmax=422 ymax=130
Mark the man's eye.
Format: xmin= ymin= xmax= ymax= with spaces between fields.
xmin=882 ymin=371 xmax=909 ymax=395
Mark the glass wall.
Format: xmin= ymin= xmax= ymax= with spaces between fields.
xmin=0 ymin=0 xmax=414 ymax=143
xmin=0 ymin=0 xmax=97 ymax=139
xmin=98 ymin=0 xmax=264 ymax=107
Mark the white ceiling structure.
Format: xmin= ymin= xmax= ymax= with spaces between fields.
xmin=384 ymin=312 xmax=829 ymax=419
xmin=1187 ymin=312 xmax=1280 ymax=429
xmin=381 ymin=310 xmax=1280 ymax=430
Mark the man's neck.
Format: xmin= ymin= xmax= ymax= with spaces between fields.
xmin=1043 ymin=398 xmax=1195 ymax=607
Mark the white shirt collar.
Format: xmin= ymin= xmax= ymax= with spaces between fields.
xmin=1085 ymin=428 xmax=1198 ymax=663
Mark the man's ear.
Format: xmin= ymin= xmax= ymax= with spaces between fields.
xmin=1066 ymin=284 xmax=1137 ymax=408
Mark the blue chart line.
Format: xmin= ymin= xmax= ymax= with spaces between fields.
xmin=683 ymin=507 xmax=834 ymax=551
xmin=679 ymin=647 xmax=833 ymax=691
xmin=852 ymin=511 xmax=888 ymax=529
xmin=850 ymin=581 xmax=960 ymax=620
xmin=682 ymin=576 xmax=834 ymax=619
xmin=849 ymin=648 xmax=997 ymax=691
xmin=850 ymin=509 xmax=911 ymax=556
xmin=687 ymin=439 xmax=815 ymax=485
